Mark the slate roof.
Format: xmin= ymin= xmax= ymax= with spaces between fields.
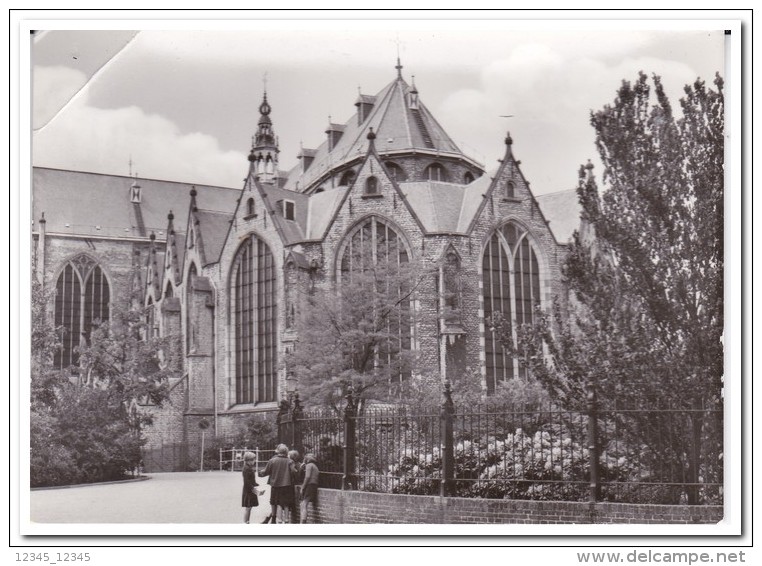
xmin=282 ymin=75 xmax=482 ymax=193
xmin=194 ymin=209 xmax=234 ymax=266
xmin=32 ymin=168 xmax=239 ymax=241
xmin=535 ymin=189 xmax=582 ymax=243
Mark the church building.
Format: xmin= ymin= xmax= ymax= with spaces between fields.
xmin=32 ymin=60 xmax=581 ymax=470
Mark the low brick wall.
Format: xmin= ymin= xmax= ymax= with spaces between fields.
xmin=307 ymin=489 xmax=723 ymax=524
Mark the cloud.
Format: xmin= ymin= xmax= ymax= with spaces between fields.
xmin=436 ymin=44 xmax=706 ymax=194
xmin=33 ymin=93 xmax=247 ymax=188
xmin=33 ymin=65 xmax=89 ymax=130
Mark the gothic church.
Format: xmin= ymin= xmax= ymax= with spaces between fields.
xmin=32 ymin=61 xmax=581 ymax=469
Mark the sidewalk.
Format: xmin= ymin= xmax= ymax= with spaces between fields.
xmin=30 ymin=471 xmax=274 ymax=524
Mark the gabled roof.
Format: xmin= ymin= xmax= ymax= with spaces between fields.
xmin=32 ymin=168 xmax=239 ymax=240
xmin=255 ymin=181 xmax=310 ymax=245
xmin=282 ymin=74 xmax=481 ymax=193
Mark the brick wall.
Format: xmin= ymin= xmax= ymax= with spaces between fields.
xmin=308 ymin=489 xmax=724 ymax=525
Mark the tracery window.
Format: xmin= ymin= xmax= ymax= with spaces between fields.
xmin=53 ymin=255 xmax=110 ymax=370
xmin=338 ymin=216 xmax=412 ymax=382
xmin=482 ymin=222 xmax=542 ymax=392
xmin=231 ymin=234 xmax=277 ymax=404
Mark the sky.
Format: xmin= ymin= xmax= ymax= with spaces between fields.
xmin=30 ymin=21 xmax=726 ymax=196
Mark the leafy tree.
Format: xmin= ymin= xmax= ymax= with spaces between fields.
xmin=30 ymin=278 xmax=179 ymax=486
xmin=285 ymin=249 xmax=431 ymax=415
xmin=497 ymin=73 xmax=724 ymax=503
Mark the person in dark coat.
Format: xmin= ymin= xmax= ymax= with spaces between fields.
xmin=299 ymin=453 xmax=320 ymax=523
xmin=241 ymin=451 xmax=261 ymax=523
xmin=259 ymin=444 xmax=294 ymax=523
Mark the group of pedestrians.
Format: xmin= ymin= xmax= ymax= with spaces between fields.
xmin=241 ymin=444 xmax=319 ymax=524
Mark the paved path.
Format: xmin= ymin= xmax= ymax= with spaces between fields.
xmin=30 ymin=472 xmax=276 ymax=524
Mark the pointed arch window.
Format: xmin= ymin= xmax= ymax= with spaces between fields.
xmin=365 ymin=176 xmax=378 ymax=195
xmin=482 ymin=222 xmax=541 ymax=392
xmin=505 ymin=181 xmax=516 ymax=199
xmin=425 ymin=163 xmax=448 ymax=182
xmin=186 ymin=264 xmax=197 ymax=354
xmin=246 ymin=197 xmax=256 ymax=217
xmin=385 ymin=162 xmax=406 ymax=182
xmin=338 ymin=216 xmax=412 ymax=382
xmin=339 ymin=170 xmax=356 ymax=186
xmin=230 ymin=234 xmax=277 ymax=404
xmin=145 ymin=298 xmax=157 ymax=340
xmin=54 ymin=256 xmax=110 ymax=370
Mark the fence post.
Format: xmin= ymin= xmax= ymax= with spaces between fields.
xmin=440 ymin=380 xmax=455 ymax=498
xmin=277 ymin=398 xmax=290 ymax=445
xmin=291 ymin=392 xmax=304 ymax=454
xmin=587 ymin=386 xmax=600 ymax=503
xmin=342 ymin=389 xmax=357 ymax=491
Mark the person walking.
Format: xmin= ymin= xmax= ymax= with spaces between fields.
xmin=299 ymin=453 xmax=319 ymax=523
xmin=259 ymin=444 xmax=295 ymax=523
xmin=241 ymin=451 xmax=261 ymax=524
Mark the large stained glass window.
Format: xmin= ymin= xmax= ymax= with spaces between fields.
xmin=54 ymin=255 xmax=110 ymax=370
xmin=231 ymin=234 xmax=277 ymax=404
xmin=482 ymin=222 xmax=541 ymax=392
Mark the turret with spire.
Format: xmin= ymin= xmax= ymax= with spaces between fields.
xmin=249 ymin=83 xmax=280 ymax=185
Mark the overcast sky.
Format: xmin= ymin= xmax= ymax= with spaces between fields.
xmin=31 ymin=21 xmax=726 ymax=196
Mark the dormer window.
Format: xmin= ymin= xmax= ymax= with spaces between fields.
xmin=283 ymin=199 xmax=295 ymax=221
xmin=365 ymin=176 xmax=378 ymax=195
xmin=130 ymin=181 xmax=142 ymax=203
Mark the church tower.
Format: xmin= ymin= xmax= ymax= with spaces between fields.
xmin=248 ymin=90 xmax=280 ymax=185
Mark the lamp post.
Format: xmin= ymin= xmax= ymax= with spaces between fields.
xmin=286 ymin=371 xmax=297 ymax=402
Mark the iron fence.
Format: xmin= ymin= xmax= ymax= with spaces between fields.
xmin=277 ymin=385 xmax=723 ymax=505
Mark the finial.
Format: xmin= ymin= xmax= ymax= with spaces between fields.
xmin=262 ymin=71 xmax=268 ymax=94
xmin=395 ymin=56 xmax=403 ymax=79
xmin=585 ymin=159 xmax=594 ymax=171
xmin=505 ymin=131 xmax=513 ymax=146
xmin=150 ymin=231 xmax=156 ymax=241
xmin=168 ymin=210 xmax=174 ymax=221
xmin=190 ymin=186 xmax=197 ymax=198
xmin=39 ymin=212 xmax=46 ymax=224
xmin=367 ymin=127 xmax=376 ymax=141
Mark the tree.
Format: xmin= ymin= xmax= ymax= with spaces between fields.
xmin=499 ymin=73 xmax=724 ymax=503
xmin=285 ymin=246 xmax=430 ymax=415
xmin=30 ymin=279 xmax=179 ymax=486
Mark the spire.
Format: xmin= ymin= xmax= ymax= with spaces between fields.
xmin=395 ymin=56 xmax=403 ymax=79
xmin=503 ymin=131 xmax=514 ymax=160
xmin=249 ymin=89 xmax=280 ymax=184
